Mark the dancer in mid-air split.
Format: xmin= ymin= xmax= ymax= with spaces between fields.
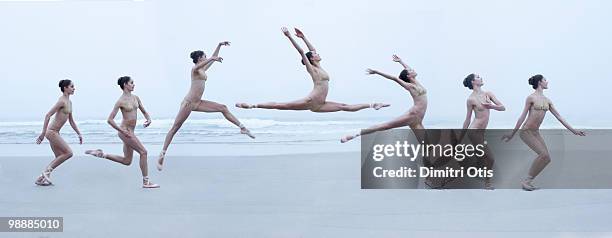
xmin=460 ymin=73 xmax=506 ymax=189
xmin=502 ymin=74 xmax=585 ymax=191
xmin=341 ymin=54 xmax=426 ymax=143
xmin=85 ymin=76 xmax=160 ymax=188
xmin=35 ymin=79 xmax=83 ymax=186
xmin=235 ymin=27 xmax=389 ymax=112
xmin=157 ymin=41 xmax=255 ymax=171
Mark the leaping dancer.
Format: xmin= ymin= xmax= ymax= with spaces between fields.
xmin=157 ymin=41 xmax=255 ymax=171
xmin=236 ymin=27 xmax=389 ymax=112
xmin=341 ymin=54 xmax=426 ymax=143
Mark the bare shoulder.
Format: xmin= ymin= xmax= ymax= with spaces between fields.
xmin=191 ymin=66 xmax=201 ymax=75
xmin=466 ymin=95 xmax=478 ymax=105
xmin=191 ymin=68 xmax=207 ymax=79
xmin=116 ymin=95 xmax=127 ymax=105
xmin=58 ymin=97 xmax=69 ymax=107
xmin=545 ymin=96 xmax=553 ymax=104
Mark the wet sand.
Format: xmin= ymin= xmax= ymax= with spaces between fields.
xmin=1 ymin=152 xmax=611 ymax=237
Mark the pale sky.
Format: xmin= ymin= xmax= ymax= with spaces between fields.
xmin=0 ymin=0 xmax=610 ymax=126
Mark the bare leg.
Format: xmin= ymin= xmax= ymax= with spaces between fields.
xmin=158 ymin=105 xmax=192 ymax=170
xmin=236 ymin=98 xmax=311 ymax=110
xmin=341 ymin=113 xmax=411 ymax=143
xmin=86 ymin=143 xmax=134 ymax=165
xmin=196 ymin=100 xmax=255 ymax=139
xmin=410 ymin=123 xmax=427 ymax=143
xmin=36 ymin=131 xmax=73 ymax=185
xmin=118 ymin=132 xmax=159 ymax=188
xmin=117 ymin=133 xmax=149 ymax=177
xmin=314 ymin=101 xmax=389 ymax=113
xmin=45 ymin=131 xmax=74 ymax=170
xmin=467 ymin=130 xmax=495 ymax=189
xmin=519 ymin=130 xmax=551 ymax=190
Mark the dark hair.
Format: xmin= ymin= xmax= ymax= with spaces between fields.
xmin=528 ymin=74 xmax=544 ymax=89
xmin=301 ymin=51 xmax=314 ymax=65
xmin=58 ymin=79 xmax=72 ymax=92
xmin=463 ymin=73 xmax=476 ymax=89
xmin=190 ymin=50 xmax=204 ymax=64
xmin=117 ymin=76 xmax=131 ymax=89
xmin=398 ymin=69 xmax=412 ymax=83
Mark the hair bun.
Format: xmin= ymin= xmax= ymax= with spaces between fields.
xmin=463 ymin=74 xmax=475 ymax=89
xmin=528 ymin=74 xmax=543 ymax=89
xmin=58 ymin=79 xmax=71 ymax=92
xmin=190 ymin=50 xmax=205 ymax=64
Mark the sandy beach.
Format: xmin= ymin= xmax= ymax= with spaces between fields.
xmin=2 ymin=152 xmax=612 ymax=237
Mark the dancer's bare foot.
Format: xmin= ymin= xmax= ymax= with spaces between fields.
xmin=142 ymin=177 xmax=160 ymax=189
xmin=85 ymin=149 xmax=104 ymax=158
xmin=157 ymin=151 xmax=165 ymax=171
xmin=235 ymin=103 xmax=255 ymax=109
xmin=240 ymin=127 xmax=255 ymax=139
xmin=341 ymin=134 xmax=358 ymax=143
xmin=372 ymin=103 xmax=390 ymax=110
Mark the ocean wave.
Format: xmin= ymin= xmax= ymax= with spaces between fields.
xmin=0 ymin=118 xmax=372 ymax=129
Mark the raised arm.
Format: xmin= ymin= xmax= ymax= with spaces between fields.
xmin=366 ymin=68 xmax=413 ymax=91
xmin=503 ymin=97 xmax=531 ymax=141
xmin=36 ymin=100 xmax=63 ymax=144
xmin=392 ymin=54 xmax=409 ymax=70
xmin=282 ymin=27 xmax=313 ymax=72
xmin=294 ymin=28 xmax=316 ymax=52
xmin=136 ymin=96 xmax=152 ymax=128
xmin=549 ymin=102 xmax=586 ymax=136
xmin=68 ymin=113 xmax=83 ymax=144
xmin=202 ymin=41 xmax=230 ymax=71
xmin=193 ymin=55 xmax=223 ymax=72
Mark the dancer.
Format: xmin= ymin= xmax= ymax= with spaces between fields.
xmin=341 ymin=54 xmax=426 ymax=143
xmin=236 ymin=27 xmax=389 ymax=112
xmin=157 ymin=41 xmax=254 ymax=171
xmin=35 ymin=79 xmax=83 ymax=186
xmin=502 ymin=74 xmax=585 ymax=191
xmin=85 ymin=76 xmax=159 ymax=188
xmin=460 ymin=73 xmax=505 ymax=189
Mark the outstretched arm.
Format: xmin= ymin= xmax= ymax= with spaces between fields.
xmin=549 ymin=103 xmax=586 ymax=136
xmin=503 ymin=97 xmax=531 ymax=141
xmin=193 ymin=56 xmax=223 ymax=72
xmin=202 ymin=41 xmax=230 ymax=71
xmin=283 ymin=27 xmax=313 ymax=72
xmin=136 ymin=96 xmax=152 ymax=128
xmin=36 ymin=100 xmax=63 ymax=144
xmin=366 ymin=68 xmax=413 ymax=91
xmin=68 ymin=113 xmax=83 ymax=144
xmin=294 ymin=28 xmax=316 ymax=52
xmin=392 ymin=54 xmax=409 ymax=69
